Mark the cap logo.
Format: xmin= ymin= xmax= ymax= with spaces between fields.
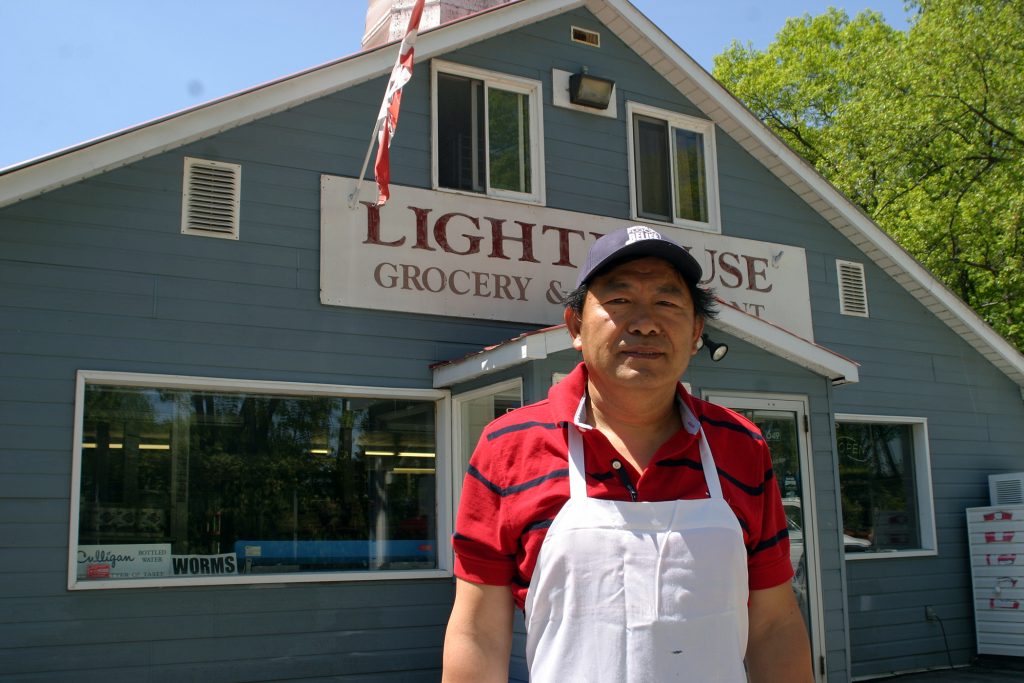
xmin=625 ymin=226 xmax=662 ymax=244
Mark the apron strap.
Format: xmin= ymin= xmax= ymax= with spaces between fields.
xmin=698 ymin=428 xmax=723 ymax=499
xmin=567 ymin=425 xmax=588 ymax=499
xmin=684 ymin=401 xmax=723 ymax=500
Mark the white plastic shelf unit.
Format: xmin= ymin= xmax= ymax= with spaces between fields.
xmin=967 ymin=504 xmax=1024 ymax=656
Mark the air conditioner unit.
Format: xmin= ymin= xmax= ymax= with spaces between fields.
xmin=989 ymin=473 xmax=1024 ymax=505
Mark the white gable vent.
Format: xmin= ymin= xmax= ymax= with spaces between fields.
xmin=990 ymin=473 xmax=1024 ymax=505
xmin=837 ymin=259 xmax=869 ymax=317
xmin=181 ymin=157 xmax=241 ymax=240
xmin=571 ymin=26 xmax=600 ymax=47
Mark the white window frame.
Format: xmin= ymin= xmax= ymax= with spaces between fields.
xmin=835 ymin=413 xmax=936 ymax=560
xmin=626 ymin=101 xmax=722 ymax=234
xmin=431 ymin=59 xmax=546 ymax=205
xmin=69 ymin=369 xmax=452 ymax=590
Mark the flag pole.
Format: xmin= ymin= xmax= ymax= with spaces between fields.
xmin=347 ymin=0 xmax=426 ymax=211
xmin=347 ymin=116 xmax=384 ymax=210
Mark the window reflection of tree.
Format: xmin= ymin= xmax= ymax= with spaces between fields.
xmin=838 ymin=423 xmax=917 ymax=550
xmin=186 ymin=395 xmax=435 ymax=566
xmin=80 ymin=387 xmax=168 ymax=545
xmin=81 ymin=386 xmax=437 ymax=572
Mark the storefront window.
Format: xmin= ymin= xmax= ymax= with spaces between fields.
xmin=836 ymin=416 xmax=935 ymax=555
xmin=73 ymin=377 xmax=441 ymax=585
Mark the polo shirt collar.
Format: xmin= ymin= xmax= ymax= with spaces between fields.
xmin=552 ymin=362 xmax=702 ymax=436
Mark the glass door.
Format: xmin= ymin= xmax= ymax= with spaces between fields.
xmin=452 ymin=380 xmax=523 ymax=510
xmin=704 ymin=394 xmax=824 ymax=681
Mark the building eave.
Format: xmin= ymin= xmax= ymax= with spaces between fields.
xmin=432 ymin=325 xmax=573 ymax=388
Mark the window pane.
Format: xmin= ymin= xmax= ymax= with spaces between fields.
xmin=837 ymin=422 xmax=919 ymax=551
xmin=488 ymin=87 xmax=531 ymax=194
xmin=634 ymin=115 xmax=672 ymax=221
xmin=438 ymin=73 xmax=485 ymax=192
xmin=78 ymin=384 xmax=438 ymax=581
xmin=674 ymin=128 xmax=708 ymax=223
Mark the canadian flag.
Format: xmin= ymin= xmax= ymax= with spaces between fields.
xmin=374 ymin=0 xmax=426 ymax=206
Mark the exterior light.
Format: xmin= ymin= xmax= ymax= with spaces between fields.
xmin=568 ymin=69 xmax=615 ymax=109
xmin=701 ymin=334 xmax=729 ymax=362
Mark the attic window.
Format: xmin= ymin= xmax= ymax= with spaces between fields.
xmin=837 ymin=259 xmax=869 ymax=317
xmin=181 ymin=157 xmax=241 ymax=240
xmin=571 ymin=26 xmax=600 ymax=47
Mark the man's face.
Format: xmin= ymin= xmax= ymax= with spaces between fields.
xmin=564 ymin=256 xmax=704 ymax=395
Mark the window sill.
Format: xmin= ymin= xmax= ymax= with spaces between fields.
xmin=632 ymin=213 xmax=722 ymax=236
xmin=844 ymin=548 xmax=938 ymax=561
xmin=434 ymin=184 xmax=546 ymax=207
xmin=68 ymin=567 xmax=453 ymax=590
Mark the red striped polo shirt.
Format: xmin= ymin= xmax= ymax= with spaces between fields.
xmin=453 ymin=362 xmax=793 ymax=609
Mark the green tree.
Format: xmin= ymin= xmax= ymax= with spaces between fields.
xmin=714 ymin=1 xmax=1024 ymax=349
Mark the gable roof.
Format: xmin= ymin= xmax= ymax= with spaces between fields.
xmin=431 ymin=300 xmax=861 ymax=388
xmin=2 ymin=0 xmax=1022 ymax=388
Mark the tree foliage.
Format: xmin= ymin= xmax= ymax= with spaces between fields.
xmin=713 ymin=0 xmax=1024 ymax=350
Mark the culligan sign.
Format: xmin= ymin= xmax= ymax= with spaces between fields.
xmin=321 ymin=176 xmax=814 ymax=339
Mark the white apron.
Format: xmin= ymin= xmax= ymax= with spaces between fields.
xmin=524 ymin=401 xmax=749 ymax=682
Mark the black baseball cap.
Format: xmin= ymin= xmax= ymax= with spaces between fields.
xmin=575 ymin=225 xmax=703 ymax=287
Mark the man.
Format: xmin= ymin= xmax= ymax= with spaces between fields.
xmin=443 ymin=226 xmax=813 ymax=682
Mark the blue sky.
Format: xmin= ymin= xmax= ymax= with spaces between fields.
xmin=0 ymin=0 xmax=911 ymax=170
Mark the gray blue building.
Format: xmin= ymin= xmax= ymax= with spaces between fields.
xmin=2 ymin=1 xmax=1023 ymax=680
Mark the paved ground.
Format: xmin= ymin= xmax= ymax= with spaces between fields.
xmin=870 ymin=657 xmax=1024 ymax=682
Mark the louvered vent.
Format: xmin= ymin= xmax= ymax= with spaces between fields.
xmin=990 ymin=473 xmax=1024 ymax=505
xmin=571 ymin=26 xmax=600 ymax=47
xmin=836 ymin=260 xmax=869 ymax=317
xmin=181 ymin=157 xmax=241 ymax=239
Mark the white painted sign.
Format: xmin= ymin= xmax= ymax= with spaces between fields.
xmin=321 ymin=176 xmax=814 ymax=339
xmin=77 ymin=543 xmax=172 ymax=580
